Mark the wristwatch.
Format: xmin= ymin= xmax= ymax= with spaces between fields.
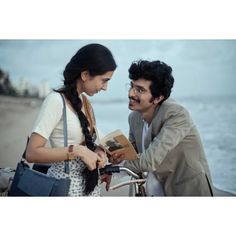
xmin=67 ymin=145 xmax=75 ymax=160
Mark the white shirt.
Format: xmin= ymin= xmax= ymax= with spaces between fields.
xmin=32 ymin=92 xmax=85 ymax=147
xmin=142 ymin=121 xmax=164 ymax=196
xmin=31 ymin=92 xmax=101 ymax=196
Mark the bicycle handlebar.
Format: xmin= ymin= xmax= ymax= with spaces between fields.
xmin=99 ymin=165 xmax=140 ymax=179
xmin=100 ymin=165 xmax=146 ymax=195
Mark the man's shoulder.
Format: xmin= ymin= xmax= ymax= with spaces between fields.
xmin=161 ymin=98 xmax=186 ymax=111
xmin=154 ymin=98 xmax=189 ymax=120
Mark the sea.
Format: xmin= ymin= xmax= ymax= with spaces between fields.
xmin=92 ymin=95 xmax=236 ymax=194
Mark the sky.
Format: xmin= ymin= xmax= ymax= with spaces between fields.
xmin=0 ymin=40 xmax=236 ymax=100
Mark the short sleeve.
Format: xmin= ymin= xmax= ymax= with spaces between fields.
xmin=32 ymin=92 xmax=63 ymax=140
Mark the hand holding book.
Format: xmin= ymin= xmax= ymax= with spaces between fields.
xmin=99 ymin=129 xmax=138 ymax=161
xmin=108 ymin=151 xmax=125 ymax=164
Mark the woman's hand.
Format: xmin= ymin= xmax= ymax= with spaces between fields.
xmin=95 ymin=146 xmax=107 ymax=168
xmin=75 ymin=145 xmax=102 ymax=171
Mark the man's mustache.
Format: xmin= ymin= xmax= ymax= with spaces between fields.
xmin=129 ymin=96 xmax=140 ymax=103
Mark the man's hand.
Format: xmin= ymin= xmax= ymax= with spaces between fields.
xmin=108 ymin=151 xmax=124 ymax=164
xmin=100 ymin=174 xmax=112 ymax=191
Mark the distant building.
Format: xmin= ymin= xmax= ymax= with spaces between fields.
xmin=38 ymin=80 xmax=50 ymax=98
xmin=18 ymin=77 xmax=29 ymax=96
xmin=0 ymin=69 xmax=50 ymax=98
xmin=17 ymin=78 xmax=35 ymax=97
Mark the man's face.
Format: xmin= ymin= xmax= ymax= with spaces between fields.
xmin=128 ymin=79 xmax=156 ymax=114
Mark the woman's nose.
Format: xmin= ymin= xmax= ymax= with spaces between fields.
xmin=102 ymin=83 xmax=108 ymax=91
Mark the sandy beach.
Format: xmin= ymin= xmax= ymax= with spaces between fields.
xmin=0 ymin=95 xmax=129 ymax=196
xmin=0 ymin=95 xmax=41 ymax=168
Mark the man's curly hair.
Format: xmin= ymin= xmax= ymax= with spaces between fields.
xmin=128 ymin=60 xmax=174 ymax=104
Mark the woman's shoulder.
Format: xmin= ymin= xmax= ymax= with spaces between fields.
xmin=46 ymin=91 xmax=62 ymax=100
xmin=41 ymin=91 xmax=63 ymax=110
xmin=44 ymin=91 xmax=63 ymax=104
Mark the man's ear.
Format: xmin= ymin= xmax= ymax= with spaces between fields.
xmin=154 ymin=95 xmax=164 ymax=105
xmin=81 ymin=71 xmax=89 ymax=82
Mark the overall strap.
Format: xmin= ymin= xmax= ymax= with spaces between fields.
xmin=21 ymin=94 xmax=70 ymax=174
xmin=82 ymin=94 xmax=96 ymax=135
xmin=60 ymin=93 xmax=70 ymax=174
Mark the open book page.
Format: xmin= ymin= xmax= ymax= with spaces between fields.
xmin=100 ymin=129 xmax=138 ymax=161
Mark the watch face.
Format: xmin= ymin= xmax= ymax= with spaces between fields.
xmin=68 ymin=144 xmax=74 ymax=153
xmin=67 ymin=145 xmax=74 ymax=160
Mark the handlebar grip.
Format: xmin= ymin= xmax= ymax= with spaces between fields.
xmin=99 ymin=165 xmax=120 ymax=175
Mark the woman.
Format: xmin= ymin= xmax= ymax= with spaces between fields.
xmin=26 ymin=43 xmax=117 ymax=196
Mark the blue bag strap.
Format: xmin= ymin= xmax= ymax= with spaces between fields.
xmin=59 ymin=93 xmax=70 ymax=174
xmin=21 ymin=93 xmax=70 ymax=174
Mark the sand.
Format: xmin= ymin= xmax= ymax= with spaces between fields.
xmin=0 ymin=95 xmax=41 ymax=168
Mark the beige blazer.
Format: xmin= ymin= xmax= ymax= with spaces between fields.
xmin=124 ymin=98 xmax=213 ymax=196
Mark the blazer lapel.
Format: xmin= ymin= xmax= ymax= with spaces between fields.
xmin=134 ymin=116 xmax=144 ymax=153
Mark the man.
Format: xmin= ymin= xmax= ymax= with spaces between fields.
xmin=112 ymin=60 xmax=213 ymax=196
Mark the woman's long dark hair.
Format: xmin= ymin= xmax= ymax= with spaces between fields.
xmin=55 ymin=43 xmax=117 ymax=195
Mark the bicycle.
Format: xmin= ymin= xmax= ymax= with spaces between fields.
xmin=99 ymin=165 xmax=147 ymax=196
xmin=32 ymin=163 xmax=147 ymax=196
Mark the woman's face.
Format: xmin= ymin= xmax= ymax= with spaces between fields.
xmin=80 ymin=71 xmax=114 ymax=96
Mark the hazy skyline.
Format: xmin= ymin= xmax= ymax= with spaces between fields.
xmin=0 ymin=40 xmax=236 ymax=99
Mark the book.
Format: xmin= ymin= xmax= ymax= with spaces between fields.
xmin=99 ymin=129 xmax=138 ymax=161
